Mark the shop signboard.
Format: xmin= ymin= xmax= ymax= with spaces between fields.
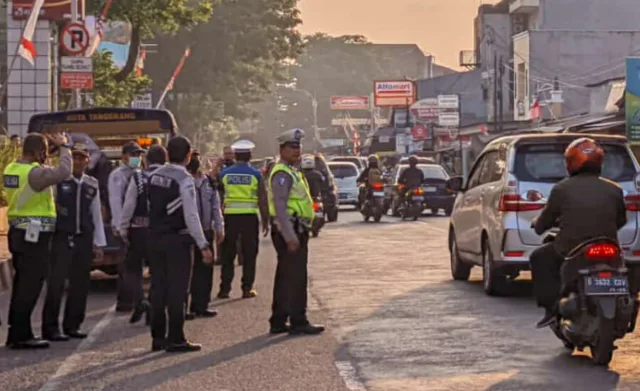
xmin=437 ymin=94 xmax=460 ymax=127
xmin=374 ymin=80 xmax=415 ymax=107
xmin=410 ymin=98 xmax=440 ymax=122
xmin=626 ymin=57 xmax=640 ymax=143
xmin=12 ymin=0 xmax=84 ymax=21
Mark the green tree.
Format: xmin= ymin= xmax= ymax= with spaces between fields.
xmin=86 ymin=0 xmax=215 ymax=81
xmin=144 ymin=0 xmax=303 ymax=119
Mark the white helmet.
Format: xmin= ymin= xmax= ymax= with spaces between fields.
xmin=301 ymin=155 xmax=315 ymax=169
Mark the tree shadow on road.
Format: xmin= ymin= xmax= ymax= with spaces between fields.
xmin=80 ymin=333 xmax=290 ymax=390
xmin=332 ymin=277 xmax=625 ymax=391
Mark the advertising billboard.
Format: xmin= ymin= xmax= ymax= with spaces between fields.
xmin=373 ymin=80 xmax=415 ymax=107
xmin=12 ymin=0 xmax=84 ymax=21
xmin=330 ymin=96 xmax=370 ymax=110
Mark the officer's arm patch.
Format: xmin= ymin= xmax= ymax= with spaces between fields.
xmin=277 ymin=175 xmax=287 ymax=186
xmin=4 ymin=175 xmax=18 ymax=188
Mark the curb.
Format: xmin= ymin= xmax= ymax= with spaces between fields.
xmin=0 ymin=258 xmax=12 ymax=291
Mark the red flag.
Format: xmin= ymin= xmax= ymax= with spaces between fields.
xmin=135 ymin=48 xmax=147 ymax=77
xmin=530 ymin=97 xmax=541 ymax=120
xmin=18 ymin=0 xmax=45 ymax=65
xmin=86 ymin=0 xmax=114 ymax=56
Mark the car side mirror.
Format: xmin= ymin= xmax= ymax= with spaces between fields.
xmin=446 ymin=176 xmax=464 ymax=192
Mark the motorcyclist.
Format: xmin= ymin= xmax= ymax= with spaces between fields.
xmin=530 ymin=138 xmax=627 ymax=328
xmin=397 ymin=155 xmax=425 ymax=205
xmin=301 ymin=155 xmax=325 ymax=199
xmin=357 ymin=155 xmax=382 ymax=204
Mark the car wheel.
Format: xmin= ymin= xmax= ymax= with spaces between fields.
xmin=431 ymin=208 xmax=439 ymax=215
xmin=450 ymin=232 xmax=472 ymax=281
xmin=482 ymin=238 xmax=506 ymax=296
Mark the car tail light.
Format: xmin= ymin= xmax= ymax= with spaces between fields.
xmin=585 ymin=243 xmax=620 ymax=260
xmin=397 ymin=184 xmax=405 ymax=191
xmin=372 ymin=183 xmax=384 ymax=191
xmin=498 ymin=179 xmax=545 ymax=212
xmin=504 ymin=251 xmax=524 ymax=257
xmin=414 ymin=188 xmax=424 ymax=195
xmin=625 ymin=194 xmax=640 ymax=211
xmin=313 ymin=202 xmax=320 ymax=212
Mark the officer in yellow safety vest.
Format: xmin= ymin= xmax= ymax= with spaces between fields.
xmin=267 ymin=128 xmax=325 ymax=336
xmin=4 ymin=132 xmax=73 ymax=350
xmin=217 ymin=140 xmax=269 ymax=299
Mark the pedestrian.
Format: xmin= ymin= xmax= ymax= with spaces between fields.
xmin=108 ymin=141 xmax=145 ymax=312
xmin=4 ymin=132 xmax=72 ymax=349
xmin=185 ymin=151 xmax=225 ymax=319
xmin=147 ymin=136 xmax=213 ymax=353
xmin=217 ymin=140 xmax=269 ymax=299
xmin=42 ymin=143 xmax=106 ymax=341
xmin=268 ymin=129 xmax=324 ymax=335
xmin=119 ymin=145 xmax=168 ymax=324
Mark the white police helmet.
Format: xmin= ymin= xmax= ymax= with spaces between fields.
xmin=301 ymin=155 xmax=315 ymax=169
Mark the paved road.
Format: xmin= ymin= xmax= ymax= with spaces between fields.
xmin=1 ymin=209 xmax=640 ymax=390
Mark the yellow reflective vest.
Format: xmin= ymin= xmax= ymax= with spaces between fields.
xmin=267 ymin=162 xmax=315 ymax=227
xmin=4 ymin=161 xmax=56 ymax=231
xmin=221 ymin=164 xmax=260 ymax=215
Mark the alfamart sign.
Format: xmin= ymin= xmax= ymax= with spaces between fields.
xmin=373 ymin=80 xmax=415 ymax=107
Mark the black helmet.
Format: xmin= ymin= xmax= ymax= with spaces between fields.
xmin=408 ymin=155 xmax=418 ymax=167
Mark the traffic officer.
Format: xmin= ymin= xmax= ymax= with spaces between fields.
xmin=108 ymin=141 xmax=144 ymax=312
xmin=217 ymin=140 xmax=269 ymax=299
xmin=186 ymin=151 xmax=224 ymax=318
xmin=212 ymin=146 xmax=241 ymax=266
xmin=4 ymin=132 xmax=72 ymax=349
xmin=119 ymin=145 xmax=168 ymax=324
xmin=42 ymin=143 xmax=106 ymax=341
xmin=268 ymin=129 xmax=325 ymax=335
xmin=147 ymin=136 xmax=213 ymax=353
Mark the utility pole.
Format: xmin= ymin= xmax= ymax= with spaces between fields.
xmin=71 ymin=0 xmax=81 ymax=109
xmin=498 ymin=56 xmax=504 ymax=133
xmin=493 ymin=53 xmax=498 ymax=134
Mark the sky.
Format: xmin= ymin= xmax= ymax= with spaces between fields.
xmin=298 ymin=0 xmax=498 ymax=70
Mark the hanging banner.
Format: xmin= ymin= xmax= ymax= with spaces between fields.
xmin=626 ymin=57 xmax=640 ymax=143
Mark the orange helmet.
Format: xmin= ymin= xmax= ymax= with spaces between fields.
xmin=564 ymin=137 xmax=604 ymax=175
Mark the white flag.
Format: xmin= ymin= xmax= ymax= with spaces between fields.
xmin=18 ymin=0 xmax=45 ymax=66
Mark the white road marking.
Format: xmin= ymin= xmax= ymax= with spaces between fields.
xmin=38 ymin=305 xmax=117 ymax=391
xmin=416 ymin=220 xmax=449 ymax=233
xmin=335 ymin=361 xmax=367 ymax=391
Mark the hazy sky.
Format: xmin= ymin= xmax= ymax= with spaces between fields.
xmin=298 ymin=0 xmax=498 ymax=70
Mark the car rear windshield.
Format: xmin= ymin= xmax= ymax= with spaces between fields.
xmin=514 ymin=143 xmax=636 ymax=183
xmin=330 ymin=164 xmax=358 ymax=178
xmin=333 ymin=158 xmax=362 ymax=167
xmin=398 ymin=165 xmax=448 ymax=180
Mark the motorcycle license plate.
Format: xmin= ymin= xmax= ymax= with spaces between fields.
xmin=423 ymin=186 xmax=437 ymax=193
xmin=413 ymin=196 xmax=424 ymax=201
xmin=373 ymin=191 xmax=385 ymax=197
xmin=584 ymin=275 xmax=629 ymax=295
xmin=315 ymin=212 xmax=324 ymax=218
xmin=339 ymin=193 xmax=348 ymax=199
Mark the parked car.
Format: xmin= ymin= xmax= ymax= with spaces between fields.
xmin=447 ymin=133 xmax=640 ymax=296
xmin=328 ymin=162 xmax=360 ymax=209
xmin=386 ymin=164 xmax=454 ymax=216
xmin=331 ymin=156 xmax=367 ymax=173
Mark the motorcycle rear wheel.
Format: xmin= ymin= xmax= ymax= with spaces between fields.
xmin=592 ymin=316 xmax=615 ymax=366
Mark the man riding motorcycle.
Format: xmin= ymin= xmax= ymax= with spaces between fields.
xmin=300 ymin=155 xmax=325 ymax=199
xmin=530 ymin=138 xmax=627 ymax=328
xmin=397 ymin=155 xmax=425 ymax=206
xmin=357 ymin=155 xmax=382 ymax=204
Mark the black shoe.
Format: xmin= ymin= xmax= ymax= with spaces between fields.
xmin=185 ymin=312 xmax=196 ymax=321
xmin=269 ymin=325 xmax=290 ymax=334
xmin=242 ymin=289 xmax=257 ymax=299
xmin=7 ymin=338 xmax=50 ymax=349
xmin=64 ymin=329 xmax=88 ymax=339
xmin=152 ymin=339 xmax=168 ymax=352
xmin=194 ymin=309 xmax=218 ymax=318
xmin=165 ymin=341 xmax=202 ymax=353
xmin=536 ymin=309 xmax=555 ymax=329
xmin=43 ymin=332 xmax=69 ymax=342
xmin=289 ymin=324 xmax=325 ymax=335
xmin=217 ymin=291 xmax=230 ymax=299
xmin=130 ymin=300 xmax=150 ymax=324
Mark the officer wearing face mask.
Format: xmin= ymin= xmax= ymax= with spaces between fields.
xmin=108 ymin=141 xmax=144 ymax=312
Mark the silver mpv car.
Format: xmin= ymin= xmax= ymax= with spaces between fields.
xmin=447 ymin=133 xmax=640 ymax=296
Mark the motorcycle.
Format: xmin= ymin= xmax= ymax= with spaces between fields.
xmin=311 ymin=198 xmax=325 ymax=238
xmin=399 ymin=185 xmax=424 ymax=221
xmin=545 ymin=233 xmax=638 ymax=366
xmin=360 ymin=182 xmax=385 ymax=222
